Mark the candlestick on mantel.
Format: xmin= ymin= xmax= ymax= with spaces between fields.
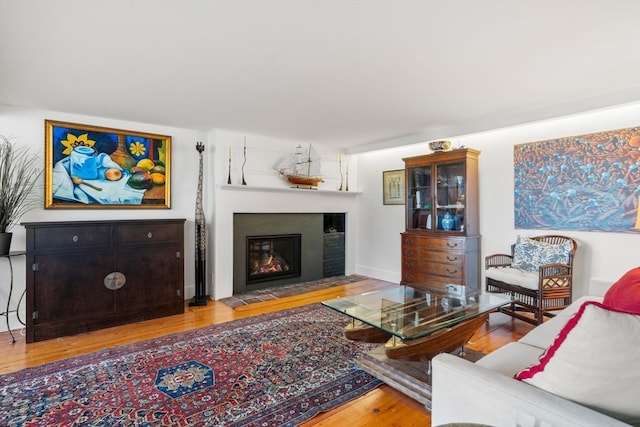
xmin=345 ymin=161 xmax=349 ymax=192
xmin=241 ymin=137 xmax=247 ymax=185
xmin=227 ymin=146 xmax=232 ymax=184
xmin=338 ymin=153 xmax=344 ymax=191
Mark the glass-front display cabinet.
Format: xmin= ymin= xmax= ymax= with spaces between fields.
xmin=405 ymin=148 xmax=479 ymax=235
xmin=401 ymin=148 xmax=481 ymax=295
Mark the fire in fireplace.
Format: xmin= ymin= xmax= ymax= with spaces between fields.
xmin=246 ymin=234 xmax=301 ymax=284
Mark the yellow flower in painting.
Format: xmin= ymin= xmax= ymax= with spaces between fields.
xmin=60 ymin=133 xmax=96 ymax=155
xmin=129 ymin=141 xmax=146 ymax=157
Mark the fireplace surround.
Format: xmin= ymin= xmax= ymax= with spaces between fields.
xmin=233 ymin=213 xmax=343 ymax=294
xmin=213 ymin=182 xmax=359 ymax=300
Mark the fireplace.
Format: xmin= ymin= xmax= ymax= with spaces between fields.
xmin=232 ymin=213 xmax=344 ymax=295
xmin=246 ymin=234 xmax=301 ymax=284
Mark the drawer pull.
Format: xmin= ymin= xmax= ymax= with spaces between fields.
xmin=446 ymin=241 xmax=458 ymax=248
xmin=72 ymin=235 xmax=79 ymax=242
xmin=104 ymin=272 xmax=126 ymax=290
xmin=147 ymin=232 xmax=153 ymax=239
xmin=446 ymin=268 xmax=458 ymax=275
xmin=446 ymin=256 xmax=458 ymax=262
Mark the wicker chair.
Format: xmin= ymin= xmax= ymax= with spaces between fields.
xmin=485 ymin=235 xmax=577 ymax=325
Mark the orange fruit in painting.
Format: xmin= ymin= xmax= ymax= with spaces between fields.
xmin=136 ymin=158 xmax=155 ymax=171
xmin=629 ymin=135 xmax=640 ymax=147
xmin=105 ymin=168 xmax=122 ymax=181
xmin=151 ymin=172 xmax=166 ymax=185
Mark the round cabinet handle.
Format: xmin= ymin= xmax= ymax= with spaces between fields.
xmin=72 ymin=235 xmax=79 ymax=242
xmin=147 ymin=232 xmax=153 ymax=239
xmin=104 ymin=272 xmax=126 ymax=290
xmin=446 ymin=268 xmax=458 ymax=275
xmin=446 ymin=256 xmax=458 ymax=262
xmin=446 ymin=241 xmax=458 ymax=248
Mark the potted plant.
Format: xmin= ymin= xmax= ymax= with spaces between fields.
xmin=0 ymin=135 xmax=42 ymax=255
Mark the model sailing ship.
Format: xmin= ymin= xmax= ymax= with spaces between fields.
xmin=276 ymin=144 xmax=324 ymax=188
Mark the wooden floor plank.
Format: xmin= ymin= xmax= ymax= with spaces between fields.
xmin=0 ymin=279 xmax=532 ymax=426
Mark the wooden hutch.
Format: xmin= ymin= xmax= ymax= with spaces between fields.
xmin=401 ymin=148 xmax=481 ymax=297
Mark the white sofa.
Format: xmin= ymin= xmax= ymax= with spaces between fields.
xmin=431 ymin=280 xmax=635 ymax=427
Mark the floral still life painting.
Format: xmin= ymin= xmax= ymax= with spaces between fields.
xmin=45 ymin=120 xmax=171 ymax=208
xmin=514 ymin=126 xmax=640 ymax=232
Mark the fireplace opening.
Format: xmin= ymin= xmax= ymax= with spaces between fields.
xmin=246 ymin=234 xmax=301 ymax=285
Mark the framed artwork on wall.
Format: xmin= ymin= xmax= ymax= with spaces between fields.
xmin=514 ymin=126 xmax=640 ymax=232
xmin=45 ymin=120 xmax=171 ymax=209
xmin=383 ymin=169 xmax=405 ymax=205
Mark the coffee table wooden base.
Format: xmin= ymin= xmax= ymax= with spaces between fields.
xmin=355 ymin=315 xmax=488 ymax=410
xmin=384 ymin=313 xmax=489 ymax=360
xmin=344 ymin=321 xmax=392 ymax=343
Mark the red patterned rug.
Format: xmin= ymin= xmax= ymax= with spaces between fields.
xmin=0 ymin=304 xmax=381 ymax=426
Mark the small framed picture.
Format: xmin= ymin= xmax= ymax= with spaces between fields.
xmin=44 ymin=120 xmax=171 ymax=209
xmin=382 ymin=169 xmax=405 ymax=205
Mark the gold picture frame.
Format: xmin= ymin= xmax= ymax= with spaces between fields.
xmin=383 ymin=169 xmax=405 ymax=205
xmin=45 ymin=120 xmax=171 ymax=209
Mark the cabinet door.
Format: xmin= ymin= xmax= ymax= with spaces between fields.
xmin=115 ymin=245 xmax=183 ymax=317
xmin=434 ymin=160 xmax=466 ymax=233
xmin=403 ymin=149 xmax=479 ymax=235
xmin=406 ymin=165 xmax=432 ymax=230
xmin=31 ymin=251 xmax=116 ymax=341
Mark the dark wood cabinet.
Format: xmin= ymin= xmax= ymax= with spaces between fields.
xmin=23 ymin=219 xmax=186 ymax=342
xmin=401 ymin=149 xmax=481 ymax=296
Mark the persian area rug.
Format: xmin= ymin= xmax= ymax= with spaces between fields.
xmin=0 ymin=304 xmax=381 ymax=427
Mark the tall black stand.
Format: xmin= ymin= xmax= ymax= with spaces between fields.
xmin=190 ymin=141 xmax=209 ymax=306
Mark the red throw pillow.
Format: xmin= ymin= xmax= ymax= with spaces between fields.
xmin=603 ymin=267 xmax=640 ymax=314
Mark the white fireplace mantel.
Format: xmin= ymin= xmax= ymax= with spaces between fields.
xmin=218 ymin=184 xmax=362 ymax=196
xmin=211 ymin=184 xmax=361 ymax=299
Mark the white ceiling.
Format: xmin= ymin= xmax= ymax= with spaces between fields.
xmin=1 ymin=0 xmax=639 ymax=153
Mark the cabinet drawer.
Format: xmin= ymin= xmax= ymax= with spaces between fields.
xmin=401 ymin=269 xmax=464 ymax=286
xmin=402 ymin=235 xmax=467 ymax=252
xmin=31 ymin=226 xmax=112 ymax=251
xmin=116 ymin=223 xmax=182 ymax=245
xmin=402 ymin=248 xmax=464 ymax=265
xmin=403 ymin=259 xmax=463 ymax=279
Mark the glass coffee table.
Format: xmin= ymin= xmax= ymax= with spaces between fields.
xmin=322 ymin=285 xmax=510 ymax=408
xmin=323 ymin=285 xmax=510 ymax=357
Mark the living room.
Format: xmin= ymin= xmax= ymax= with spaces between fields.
xmin=1 ymin=1 xmax=640 ymax=425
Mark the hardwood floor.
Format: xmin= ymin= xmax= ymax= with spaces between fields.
xmin=0 ymin=278 xmax=534 ymax=426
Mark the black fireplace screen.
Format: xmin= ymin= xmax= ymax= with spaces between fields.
xmin=246 ymin=234 xmax=301 ymax=284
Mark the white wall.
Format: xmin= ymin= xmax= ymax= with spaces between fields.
xmin=0 ymin=104 xmax=205 ymax=332
xmin=354 ymin=102 xmax=640 ymax=297
xmin=0 ymin=106 xmax=357 ymax=333
xmin=2 ymin=101 xmax=638 ymax=334
xmin=209 ymin=128 xmax=358 ymax=299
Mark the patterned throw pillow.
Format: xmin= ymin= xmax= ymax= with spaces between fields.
xmin=511 ymin=236 xmax=572 ymax=273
